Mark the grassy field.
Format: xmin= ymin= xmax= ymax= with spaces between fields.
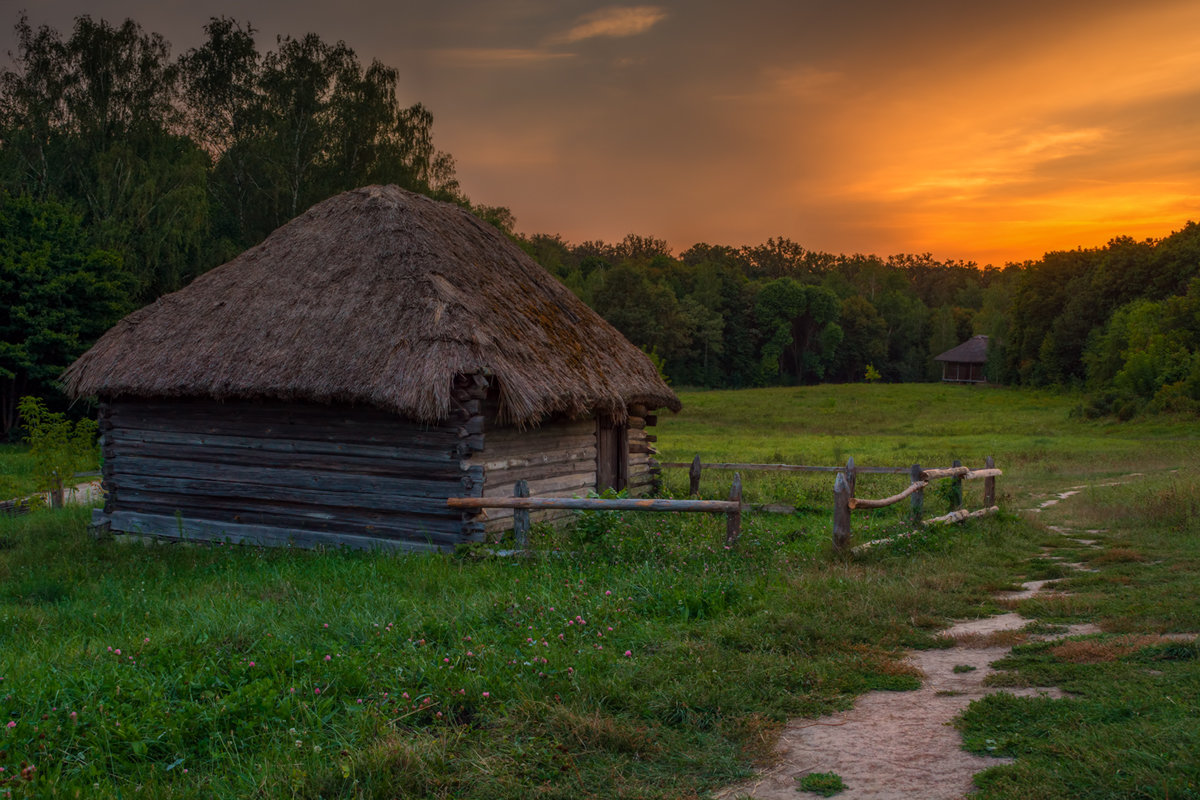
xmin=0 ymin=384 xmax=1196 ymax=798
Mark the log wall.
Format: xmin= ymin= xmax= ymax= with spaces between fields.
xmin=475 ymin=402 xmax=664 ymax=536
xmin=477 ymin=417 xmax=597 ymax=534
xmin=626 ymin=404 xmax=661 ymax=497
xmin=98 ymin=377 xmax=486 ymax=551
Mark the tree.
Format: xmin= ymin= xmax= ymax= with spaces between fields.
xmin=754 ymin=278 xmax=841 ymax=384
xmin=1 ymin=14 xmax=211 ymax=300
xmin=832 ymin=295 xmax=887 ymax=382
xmin=0 ymin=193 xmax=131 ymax=437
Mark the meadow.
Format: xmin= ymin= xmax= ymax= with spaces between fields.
xmin=0 ymin=384 xmax=1196 ymax=798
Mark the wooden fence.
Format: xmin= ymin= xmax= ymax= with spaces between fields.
xmin=834 ymin=456 xmax=1001 ymax=553
xmin=447 ymin=474 xmax=744 ymax=549
xmin=449 ymin=454 xmax=1000 ymax=553
xmin=660 ymin=455 xmax=908 ymax=496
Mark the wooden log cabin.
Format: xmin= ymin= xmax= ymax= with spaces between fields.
xmin=63 ymin=186 xmax=680 ymax=552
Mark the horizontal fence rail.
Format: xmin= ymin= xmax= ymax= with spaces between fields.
xmin=448 ymin=474 xmax=743 ymax=549
xmin=661 ymin=455 xmax=909 ymax=498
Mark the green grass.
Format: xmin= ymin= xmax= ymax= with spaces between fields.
xmin=797 ymin=770 xmax=846 ymax=796
xmin=957 ymin=468 xmax=1200 ymax=799
xmin=0 ymin=442 xmax=99 ymax=501
xmin=0 ymin=444 xmax=36 ymax=499
xmin=0 ymin=384 xmax=1197 ymax=798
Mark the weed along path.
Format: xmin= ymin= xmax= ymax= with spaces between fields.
xmin=716 ymin=476 xmax=1153 ymax=800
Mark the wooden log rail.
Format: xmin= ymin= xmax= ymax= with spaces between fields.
xmin=662 ymin=456 xmax=909 ymax=496
xmin=448 ymin=473 xmax=744 ymax=549
xmin=833 ymin=455 xmax=1001 ymax=553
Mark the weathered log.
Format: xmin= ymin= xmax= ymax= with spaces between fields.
xmin=849 ymin=480 xmax=929 ymax=509
xmin=482 ymin=470 xmax=597 ymax=497
xmin=726 ymin=473 xmax=742 ymax=547
xmin=660 ymin=461 xmax=911 ymax=475
xmin=965 ymin=468 xmax=1003 ymax=480
xmin=104 ymin=427 xmax=460 ymax=462
xmin=983 ymin=456 xmax=997 ymax=507
xmin=910 ymin=464 xmax=924 ymax=526
xmin=833 ymin=472 xmax=852 ymax=553
xmin=480 ymin=447 xmax=597 ymax=472
xmin=920 ymin=466 xmax=971 ymax=480
xmin=104 ymin=510 xmax=464 ymax=551
xmin=950 ymin=459 xmax=964 ymax=510
xmin=448 ymin=496 xmax=739 ymax=513
xmin=924 ymin=508 xmax=970 ymax=525
xmin=513 ymin=480 xmax=531 ymax=548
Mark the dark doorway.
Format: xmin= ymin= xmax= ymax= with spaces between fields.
xmin=596 ymin=415 xmax=628 ymax=492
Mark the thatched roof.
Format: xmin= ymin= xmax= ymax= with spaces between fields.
xmin=63 ymin=185 xmax=680 ymax=426
xmin=934 ymin=335 xmax=989 ymax=364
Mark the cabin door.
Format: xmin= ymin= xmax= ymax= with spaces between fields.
xmin=596 ymin=415 xmax=628 ymax=492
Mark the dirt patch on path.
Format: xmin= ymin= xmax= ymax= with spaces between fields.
xmin=716 ymin=480 xmax=1140 ymax=800
xmin=715 ymin=593 xmax=1085 ymax=800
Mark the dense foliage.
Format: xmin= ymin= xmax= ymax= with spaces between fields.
xmin=3 ymin=11 xmax=1200 ymax=436
xmin=518 ymin=233 xmax=997 ymax=389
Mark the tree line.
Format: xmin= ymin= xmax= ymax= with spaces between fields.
xmin=4 ymin=12 xmax=1200 ymax=438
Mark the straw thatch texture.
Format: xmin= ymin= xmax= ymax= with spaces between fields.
xmin=64 ymin=186 xmax=680 ymax=426
xmin=933 ymin=334 xmax=989 ymax=364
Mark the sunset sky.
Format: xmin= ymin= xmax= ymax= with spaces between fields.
xmin=6 ymin=1 xmax=1200 ymax=266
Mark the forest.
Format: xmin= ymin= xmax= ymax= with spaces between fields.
xmin=3 ymin=12 xmax=1200 ymax=438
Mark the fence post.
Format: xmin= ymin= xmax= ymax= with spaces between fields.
xmin=984 ymin=455 xmax=996 ymax=507
xmin=845 ymin=456 xmax=856 ymax=499
xmin=909 ymin=464 xmax=924 ymax=526
xmin=50 ymin=469 xmax=64 ymax=509
xmin=833 ymin=471 xmax=852 ymax=553
xmin=951 ymin=459 xmax=964 ymax=510
xmin=513 ymin=480 xmax=531 ymax=549
xmin=689 ymin=455 xmax=702 ymax=497
xmin=725 ymin=472 xmax=742 ymax=547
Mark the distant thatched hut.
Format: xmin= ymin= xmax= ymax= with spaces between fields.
xmin=934 ymin=335 xmax=989 ymax=383
xmin=64 ymin=186 xmax=680 ymax=551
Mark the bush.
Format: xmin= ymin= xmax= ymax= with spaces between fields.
xmin=16 ymin=396 xmax=98 ymax=501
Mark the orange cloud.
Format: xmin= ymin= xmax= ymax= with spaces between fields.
xmin=547 ymin=6 xmax=667 ymax=45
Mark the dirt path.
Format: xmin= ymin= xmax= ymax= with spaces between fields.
xmin=714 ymin=481 xmax=1129 ymax=800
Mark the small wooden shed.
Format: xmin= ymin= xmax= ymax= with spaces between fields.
xmin=63 ymin=186 xmax=680 ymax=551
xmin=934 ymin=335 xmax=989 ymax=383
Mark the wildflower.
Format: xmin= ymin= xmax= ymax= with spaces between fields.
xmin=249 ymin=662 xmax=255 ymax=667
xmin=402 ymin=692 xmax=410 ymax=699
xmin=624 ymin=650 xmax=632 ymax=657
xmin=605 ymin=591 xmax=612 ymax=596
xmin=324 ymin=655 xmax=332 ymax=662
xmin=314 ymin=688 xmax=321 ymax=695
xmin=5 ymin=721 xmax=14 ymax=728
xmin=482 ymin=691 xmax=490 ymax=698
